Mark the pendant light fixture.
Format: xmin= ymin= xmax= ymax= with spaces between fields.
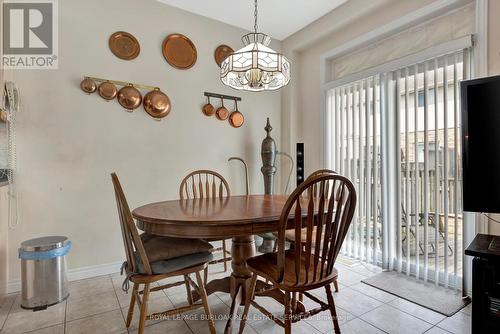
xmin=220 ymin=0 xmax=290 ymax=92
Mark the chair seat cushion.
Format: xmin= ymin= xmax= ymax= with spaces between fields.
xmin=135 ymin=251 xmax=213 ymax=275
xmin=246 ymin=250 xmax=338 ymax=287
xmin=140 ymin=233 xmax=213 ymax=262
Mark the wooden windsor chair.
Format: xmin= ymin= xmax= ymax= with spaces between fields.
xmin=111 ymin=173 xmax=216 ymax=334
xmin=239 ymin=173 xmax=357 ymax=334
xmin=179 ymin=170 xmax=232 ymax=280
xmin=275 ymin=169 xmax=340 ymax=292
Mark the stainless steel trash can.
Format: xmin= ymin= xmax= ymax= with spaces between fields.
xmin=19 ymin=236 xmax=71 ymax=310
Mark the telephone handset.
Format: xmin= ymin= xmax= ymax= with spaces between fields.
xmin=1 ymin=81 xmax=20 ymax=122
xmin=4 ymin=81 xmax=19 ymax=113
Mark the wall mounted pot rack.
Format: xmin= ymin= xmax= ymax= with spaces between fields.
xmin=203 ymin=92 xmax=241 ymax=102
xmin=81 ymin=76 xmax=171 ymax=121
xmin=202 ymin=92 xmax=244 ymax=128
xmin=86 ymin=76 xmax=159 ymax=91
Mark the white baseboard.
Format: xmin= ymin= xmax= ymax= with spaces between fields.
xmin=7 ymin=261 xmax=122 ymax=294
xmin=7 ymin=280 xmax=20 ymax=294
xmin=67 ymin=261 xmax=122 ymax=282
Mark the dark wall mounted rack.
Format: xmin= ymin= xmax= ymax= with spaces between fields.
xmin=204 ymin=92 xmax=241 ymax=102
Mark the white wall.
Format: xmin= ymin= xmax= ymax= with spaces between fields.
xmin=4 ymin=0 xmax=282 ymax=286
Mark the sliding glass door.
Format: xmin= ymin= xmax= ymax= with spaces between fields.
xmin=326 ymin=49 xmax=470 ymax=289
xmin=327 ymin=76 xmax=382 ymax=265
xmin=395 ymin=51 xmax=467 ymax=288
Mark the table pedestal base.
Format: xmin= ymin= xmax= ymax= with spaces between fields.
xmin=191 ymin=235 xmax=305 ymax=333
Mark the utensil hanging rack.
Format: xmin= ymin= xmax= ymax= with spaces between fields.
xmin=84 ymin=76 xmax=160 ymax=90
xmin=204 ymin=92 xmax=241 ymax=102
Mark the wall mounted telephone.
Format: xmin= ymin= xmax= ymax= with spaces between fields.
xmin=1 ymin=81 xmax=20 ymax=228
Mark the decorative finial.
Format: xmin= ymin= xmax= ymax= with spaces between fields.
xmin=265 ymin=117 xmax=272 ymax=136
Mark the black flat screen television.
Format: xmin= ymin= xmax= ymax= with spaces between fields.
xmin=462 ymin=75 xmax=500 ymax=213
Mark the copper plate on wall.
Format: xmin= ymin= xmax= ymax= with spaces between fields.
xmin=162 ymin=34 xmax=197 ymax=69
xmin=109 ymin=31 xmax=140 ymax=60
xmin=214 ymin=45 xmax=233 ymax=67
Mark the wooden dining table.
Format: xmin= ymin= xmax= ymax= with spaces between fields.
xmin=132 ymin=194 xmax=303 ymax=333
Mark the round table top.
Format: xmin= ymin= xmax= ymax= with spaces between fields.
xmin=132 ymin=195 xmax=290 ymax=239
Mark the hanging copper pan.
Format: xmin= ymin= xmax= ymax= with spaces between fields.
xmin=117 ymin=85 xmax=142 ymax=111
xmin=80 ymin=78 xmax=97 ymax=94
xmin=215 ymin=98 xmax=229 ymax=120
xmin=143 ymin=89 xmax=171 ymax=119
xmin=202 ymin=96 xmax=215 ymax=116
xmin=98 ymin=81 xmax=117 ymax=100
xmin=228 ymin=100 xmax=244 ymax=128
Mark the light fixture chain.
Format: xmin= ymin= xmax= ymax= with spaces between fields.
xmin=254 ymin=0 xmax=258 ymax=33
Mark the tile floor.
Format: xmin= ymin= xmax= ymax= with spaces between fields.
xmin=0 ymin=255 xmax=471 ymax=334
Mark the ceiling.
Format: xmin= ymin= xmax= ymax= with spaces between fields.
xmin=156 ymin=0 xmax=349 ymax=40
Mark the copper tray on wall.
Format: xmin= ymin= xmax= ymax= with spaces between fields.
xmin=109 ymin=31 xmax=140 ymax=60
xmin=162 ymin=34 xmax=197 ymax=69
xmin=214 ymin=45 xmax=233 ymax=67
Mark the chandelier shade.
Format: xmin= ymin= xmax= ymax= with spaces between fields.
xmin=219 ymin=1 xmax=291 ymax=92
xmin=220 ymin=33 xmax=290 ymax=91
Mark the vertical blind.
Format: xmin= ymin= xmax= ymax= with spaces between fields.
xmin=326 ymin=49 xmax=470 ymax=289
xmin=327 ymin=75 xmax=383 ymax=264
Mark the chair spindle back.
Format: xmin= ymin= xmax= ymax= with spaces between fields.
xmin=179 ymin=170 xmax=230 ymax=200
xmin=307 ymin=169 xmax=337 ymax=199
xmin=277 ymin=173 xmax=356 ymax=286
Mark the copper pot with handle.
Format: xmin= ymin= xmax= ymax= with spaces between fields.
xmin=98 ymin=81 xmax=117 ymax=100
xmin=228 ymin=100 xmax=244 ymax=128
xmin=215 ymin=98 xmax=229 ymax=120
xmin=117 ymin=85 xmax=142 ymax=111
xmin=80 ymin=77 xmax=97 ymax=94
xmin=202 ymin=96 xmax=215 ymax=116
xmin=143 ymin=89 xmax=171 ymax=119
